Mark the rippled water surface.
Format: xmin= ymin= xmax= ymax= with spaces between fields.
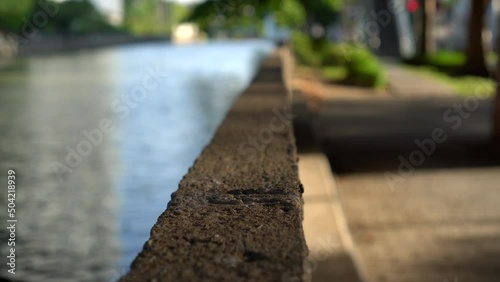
xmin=0 ymin=40 xmax=274 ymax=281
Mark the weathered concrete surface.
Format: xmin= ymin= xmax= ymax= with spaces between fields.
xmin=317 ymin=89 xmax=500 ymax=281
xmin=300 ymin=153 xmax=364 ymax=282
xmin=120 ymin=53 xmax=309 ymax=282
xmin=336 ymin=168 xmax=500 ymax=282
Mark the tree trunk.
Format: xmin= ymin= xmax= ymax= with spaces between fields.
xmin=462 ymin=0 xmax=490 ymax=77
xmin=494 ymin=36 xmax=500 ymax=148
xmin=415 ymin=0 xmax=436 ymax=63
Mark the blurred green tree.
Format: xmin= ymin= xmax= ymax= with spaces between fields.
xmin=124 ymin=0 xmax=159 ymax=35
xmin=0 ymin=0 xmax=35 ymax=32
xmin=31 ymin=0 xmax=119 ymax=34
xmin=300 ymin=0 xmax=342 ymax=34
xmin=124 ymin=0 xmax=184 ymax=36
xmin=186 ymin=0 xmax=344 ymax=38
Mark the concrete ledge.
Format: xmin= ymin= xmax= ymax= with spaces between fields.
xmin=299 ymin=153 xmax=364 ymax=282
xmin=120 ymin=52 xmax=309 ymax=282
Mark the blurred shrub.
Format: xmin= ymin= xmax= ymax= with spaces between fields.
xmin=405 ymin=65 xmax=496 ymax=97
xmin=33 ymin=0 xmax=121 ymax=35
xmin=322 ymin=43 xmax=385 ymax=88
xmin=0 ymin=0 xmax=35 ymax=32
xmin=291 ymin=33 xmax=385 ymax=88
xmin=321 ymin=42 xmax=355 ymax=66
xmin=124 ymin=0 xmax=179 ymax=35
xmin=426 ymin=50 xmax=466 ymax=71
xmin=487 ymin=52 xmax=498 ymax=66
xmin=291 ymin=31 xmax=321 ymax=67
xmin=347 ymin=49 xmax=386 ymax=88
xmin=321 ymin=65 xmax=347 ymax=82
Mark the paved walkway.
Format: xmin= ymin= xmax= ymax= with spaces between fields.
xmin=337 ymin=167 xmax=500 ymax=282
xmin=383 ymin=62 xmax=455 ymax=97
xmin=293 ymin=63 xmax=500 ymax=280
xmin=314 ymin=85 xmax=500 ymax=281
xmin=300 ymin=153 xmax=363 ymax=282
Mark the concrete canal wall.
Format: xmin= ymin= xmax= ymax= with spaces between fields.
xmin=119 ymin=51 xmax=309 ymax=282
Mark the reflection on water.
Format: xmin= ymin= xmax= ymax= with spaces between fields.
xmin=0 ymin=40 xmax=273 ymax=281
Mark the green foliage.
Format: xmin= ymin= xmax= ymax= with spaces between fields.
xmin=405 ymin=65 xmax=495 ymax=97
xmin=487 ymin=52 xmax=498 ymax=66
xmin=123 ymin=0 xmax=187 ymax=35
xmin=346 ymin=48 xmax=386 ymax=88
xmin=0 ymin=0 xmax=122 ymax=35
xmin=321 ymin=42 xmax=359 ymax=66
xmin=31 ymin=0 xmax=119 ymax=34
xmin=321 ymin=65 xmax=347 ymax=82
xmin=184 ymin=1 xmax=216 ymax=29
xmin=0 ymin=0 xmax=35 ymax=32
xmin=273 ymin=0 xmax=306 ymax=28
xmin=186 ymin=0 xmax=324 ymax=36
xmin=171 ymin=4 xmax=189 ymax=27
xmin=291 ymin=31 xmax=321 ymax=67
xmin=407 ymin=50 xmax=497 ymax=76
xmin=321 ymin=42 xmax=385 ymax=88
xmin=452 ymin=76 xmax=495 ymax=97
xmin=124 ymin=0 xmax=163 ymax=35
xmin=426 ymin=50 xmax=466 ymax=71
xmin=185 ymin=0 xmax=379 ymax=87
xmin=299 ymin=0 xmax=342 ymax=27
xmin=292 ymin=32 xmax=385 ymax=88
xmin=185 ymin=0 xmax=264 ymax=36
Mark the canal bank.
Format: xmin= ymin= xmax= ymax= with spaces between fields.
xmin=0 ymin=33 xmax=169 ymax=58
